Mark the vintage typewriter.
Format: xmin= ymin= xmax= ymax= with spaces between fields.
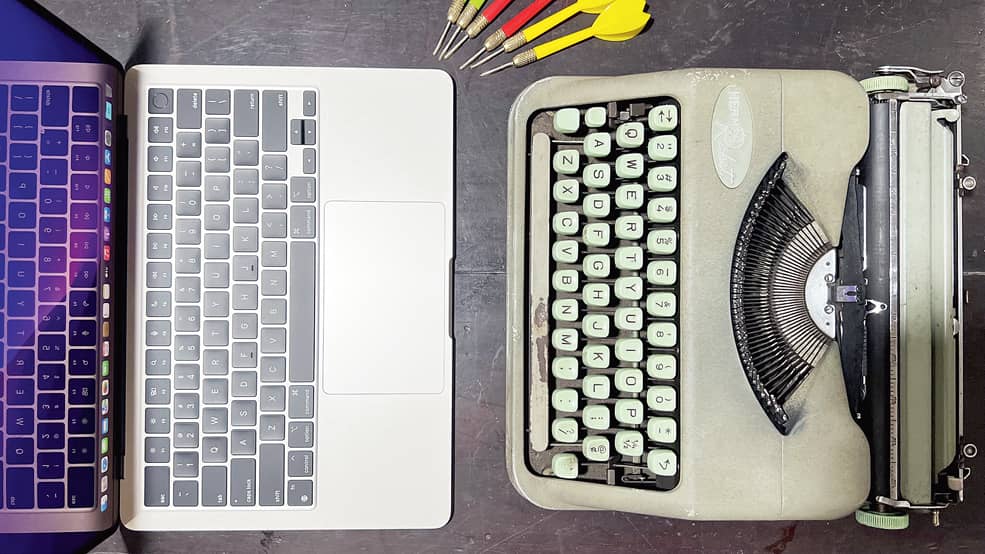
xmin=505 ymin=67 xmax=975 ymax=528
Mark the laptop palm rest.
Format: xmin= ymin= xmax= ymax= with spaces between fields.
xmin=320 ymin=200 xmax=448 ymax=395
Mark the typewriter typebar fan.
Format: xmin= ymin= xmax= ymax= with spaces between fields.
xmin=730 ymin=154 xmax=835 ymax=434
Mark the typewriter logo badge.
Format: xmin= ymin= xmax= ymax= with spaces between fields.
xmin=712 ymin=84 xmax=754 ymax=189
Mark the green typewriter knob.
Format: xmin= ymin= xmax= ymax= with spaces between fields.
xmin=854 ymin=504 xmax=910 ymax=530
xmin=859 ymin=75 xmax=910 ymax=94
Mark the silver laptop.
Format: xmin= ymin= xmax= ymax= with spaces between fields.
xmin=0 ymin=0 xmax=454 ymax=534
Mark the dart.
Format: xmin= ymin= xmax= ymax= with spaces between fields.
xmin=470 ymin=0 xmax=616 ymax=69
xmin=438 ymin=0 xmax=488 ymax=60
xmin=459 ymin=0 xmax=556 ymax=70
xmin=443 ymin=0 xmax=517 ymax=60
xmin=480 ymin=0 xmax=650 ymax=76
xmin=434 ymin=0 xmax=467 ymax=56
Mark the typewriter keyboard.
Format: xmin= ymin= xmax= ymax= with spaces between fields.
xmin=526 ymin=97 xmax=681 ymax=490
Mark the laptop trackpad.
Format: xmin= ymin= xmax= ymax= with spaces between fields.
xmin=320 ymin=201 xmax=448 ymax=395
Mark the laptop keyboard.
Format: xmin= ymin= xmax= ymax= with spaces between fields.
xmin=141 ymin=87 xmax=318 ymax=508
xmin=0 ymin=82 xmax=111 ymax=510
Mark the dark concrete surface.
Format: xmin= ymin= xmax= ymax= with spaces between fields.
xmin=34 ymin=0 xmax=985 ymax=551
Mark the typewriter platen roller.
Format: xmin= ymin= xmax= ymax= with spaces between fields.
xmin=505 ymin=67 xmax=974 ymax=526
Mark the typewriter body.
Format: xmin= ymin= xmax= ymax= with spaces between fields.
xmin=505 ymin=67 xmax=973 ymax=527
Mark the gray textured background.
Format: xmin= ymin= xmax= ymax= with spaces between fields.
xmin=35 ymin=0 xmax=985 ymax=551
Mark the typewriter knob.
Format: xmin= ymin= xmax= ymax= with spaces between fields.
xmin=859 ymin=75 xmax=910 ymax=94
xmin=855 ymin=505 xmax=910 ymax=530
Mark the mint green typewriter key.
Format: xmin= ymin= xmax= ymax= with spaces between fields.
xmin=583 ymin=283 xmax=611 ymax=307
xmin=552 ymin=453 xmax=580 ymax=479
xmin=552 ymin=240 xmax=579 ymax=264
xmin=647 ymin=322 xmax=678 ymax=348
xmin=615 ymin=153 xmax=645 ymax=179
xmin=585 ymin=107 xmax=607 ymax=128
xmin=551 ymin=418 xmax=580 ymax=443
xmin=614 ymin=246 xmax=644 ymax=271
xmin=646 ymin=385 xmax=678 ymax=412
xmin=647 ymin=229 xmax=678 ymax=255
xmin=646 ymin=292 xmax=677 ymax=318
xmin=582 ymin=374 xmax=610 ymax=399
xmin=647 ymin=449 xmax=678 ymax=477
xmin=552 ymin=298 xmax=579 ymax=322
xmin=553 ymin=108 xmax=581 ymax=135
xmin=614 ymin=307 xmax=644 ymax=331
xmin=648 ymin=135 xmax=678 ymax=162
xmin=615 ymin=184 xmax=645 ymax=209
xmin=583 ymin=253 xmax=611 ymax=278
xmin=614 ymin=368 xmax=644 ymax=394
xmin=615 ymin=430 xmax=645 ymax=457
xmin=615 ymin=216 xmax=644 ymax=241
xmin=648 ymin=105 xmax=678 ymax=132
xmin=647 ymin=260 xmax=678 ymax=286
xmin=552 ymin=357 xmax=579 ymax=380
xmin=583 ymin=223 xmax=611 ymax=247
xmin=552 ymin=269 xmax=579 ymax=292
xmin=582 ymin=344 xmax=611 ymax=369
xmin=582 ymin=405 xmax=610 ymax=431
xmin=648 ymin=166 xmax=678 ymax=192
xmin=583 ymin=193 xmax=611 ymax=218
xmin=583 ymin=163 xmax=611 ymax=188
xmin=615 ymin=338 xmax=644 ymax=363
xmin=647 ymin=417 xmax=678 ymax=444
xmin=552 ymin=328 xmax=580 ymax=352
xmin=646 ymin=354 xmax=678 ymax=380
xmin=647 ymin=197 xmax=678 ymax=223
xmin=584 ymin=132 xmax=611 ymax=158
xmin=552 ymin=211 xmax=580 ymax=235
xmin=583 ymin=435 xmax=611 ymax=462
xmin=582 ymin=314 xmax=610 ymax=339
xmin=553 ymin=179 xmax=580 ymax=203
xmin=551 ymin=388 xmax=579 ymax=413
xmin=553 ymin=149 xmax=580 ymax=175
xmin=615 ymin=399 xmax=645 ymax=425
xmin=615 ymin=276 xmax=644 ymax=301
xmin=616 ymin=122 xmax=645 ymax=149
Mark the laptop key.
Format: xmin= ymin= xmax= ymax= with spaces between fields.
xmin=145 ymin=349 xmax=172 ymax=375
xmin=203 ymin=437 xmax=228 ymax=463
xmin=261 ymin=183 xmax=288 ymax=210
xmin=205 ymin=118 xmax=230 ymax=144
xmin=233 ymin=90 xmax=259 ymax=137
xmin=148 ymin=117 xmax=174 ymax=143
xmin=231 ymin=401 xmax=257 ymax=427
xmin=144 ymin=466 xmax=170 ymax=506
xmin=289 ymin=386 xmax=315 ymax=419
xmin=231 ymin=430 xmax=257 ymax=455
xmin=290 ymin=206 xmax=316 ymax=238
xmin=204 ymin=175 xmax=230 ymax=201
xmin=204 ymin=349 xmax=230 ymax=375
xmin=261 ymin=155 xmax=287 ymax=181
xmin=202 ymin=466 xmax=227 ymax=506
xmin=260 ymin=415 xmax=285 ymax=441
xmin=145 ymin=436 xmax=170 ymax=462
xmin=175 ymin=132 xmax=202 ymax=158
xmin=287 ymin=421 xmax=313 ymax=448
xmin=203 ymin=292 xmax=230 ymax=319
xmin=177 ymin=89 xmax=202 ymax=129
xmin=261 ymin=328 xmax=287 ymax=354
xmin=174 ymin=394 xmax=200 ymax=419
xmin=174 ymin=451 xmax=199 ymax=477
xmin=66 ymin=466 xmax=94 ymax=508
xmin=289 ymin=242 xmax=316 ymax=382
xmin=290 ymin=177 xmax=316 ymax=203
xmin=233 ymin=227 xmax=258 ymax=252
xmin=145 ymin=408 xmax=171 ymax=434
xmin=145 ymin=378 xmax=171 ymax=405
xmin=260 ymin=385 xmax=286 ymax=412
xmin=203 ymin=379 xmax=228 ymax=405
xmin=261 ymin=212 xmax=288 ymax=238
xmin=261 ymin=300 xmax=287 ymax=326
xmin=205 ymin=89 xmax=230 ymax=115
xmin=232 ymin=342 xmax=258 ymax=369
xmin=173 ymin=481 xmax=198 ymax=507
xmin=234 ymin=140 xmax=259 ymax=166
xmin=260 ymin=356 xmax=287 ymax=382
xmin=288 ymin=480 xmax=313 ymax=506
xmin=204 ymin=206 xmax=230 ymax=231
xmin=204 ymin=146 xmax=230 ymax=173
xmin=203 ymin=320 xmax=229 ymax=347
xmin=203 ymin=407 xmax=228 ymax=434
xmin=148 ymin=88 xmax=173 ymax=114
xmin=303 ymin=91 xmax=316 ymax=116
xmin=232 ymin=370 xmax=258 ymax=396
xmin=173 ymin=422 xmax=200 ymax=448
xmin=147 ymin=146 xmax=173 ymax=172
xmin=262 ymin=91 xmax=288 ymax=152
xmin=230 ymin=458 xmax=257 ymax=506
xmin=303 ymin=148 xmax=316 ymax=174
xmin=287 ymin=450 xmax=313 ymax=477
xmin=174 ymin=363 xmax=200 ymax=390
xmin=259 ymin=444 xmax=285 ymax=506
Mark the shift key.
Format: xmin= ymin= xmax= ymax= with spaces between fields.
xmin=262 ymin=91 xmax=287 ymax=152
xmin=259 ymin=444 xmax=285 ymax=506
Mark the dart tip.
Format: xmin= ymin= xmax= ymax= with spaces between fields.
xmin=470 ymin=47 xmax=504 ymax=70
xmin=433 ymin=22 xmax=451 ymax=56
xmin=480 ymin=62 xmax=513 ymax=77
xmin=460 ymin=47 xmax=486 ymax=70
xmin=443 ymin=35 xmax=469 ymax=60
xmin=439 ymin=27 xmax=462 ymax=60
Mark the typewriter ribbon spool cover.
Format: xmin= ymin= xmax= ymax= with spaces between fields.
xmin=506 ymin=69 xmax=873 ymax=520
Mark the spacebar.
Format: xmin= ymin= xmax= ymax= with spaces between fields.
xmin=290 ymin=242 xmax=316 ymax=382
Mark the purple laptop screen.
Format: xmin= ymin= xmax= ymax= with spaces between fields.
xmin=0 ymin=0 xmax=123 ymax=540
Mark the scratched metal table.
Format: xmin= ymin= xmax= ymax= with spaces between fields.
xmin=37 ymin=0 xmax=985 ymax=552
